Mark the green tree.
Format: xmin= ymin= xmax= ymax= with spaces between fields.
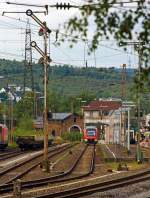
xmin=14 ymin=92 xmax=34 ymax=120
xmin=62 ymin=0 xmax=149 ymax=64
xmin=17 ymin=115 xmax=33 ymax=131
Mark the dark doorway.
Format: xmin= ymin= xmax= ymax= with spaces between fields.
xmin=70 ymin=125 xmax=80 ymax=132
xmin=52 ymin=130 xmax=56 ymax=137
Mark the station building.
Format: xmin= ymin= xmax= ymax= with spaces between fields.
xmin=82 ymin=99 xmax=126 ymax=144
xmin=33 ymin=113 xmax=83 ymax=137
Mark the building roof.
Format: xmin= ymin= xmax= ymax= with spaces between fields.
xmin=34 ymin=113 xmax=72 ymax=122
xmin=83 ymin=100 xmax=122 ymax=111
xmin=50 ymin=113 xmax=72 ymax=120
xmin=33 ymin=113 xmax=73 ymax=129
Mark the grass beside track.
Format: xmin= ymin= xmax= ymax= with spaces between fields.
xmin=106 ymin=161 xmax=149 ymax=171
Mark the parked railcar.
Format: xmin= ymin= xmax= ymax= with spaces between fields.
xmin=0 ymin=124 xmax=8 ymax=150
xmin=83 ymin=126 xmax=98 ymax=144
xmin=16 ymin=134 xmax=53 ymax=151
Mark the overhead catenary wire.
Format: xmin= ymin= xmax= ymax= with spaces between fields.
xmin=53 ymin=53 xmax=126 ymax=62
xmin=0 ymin=49 xmax=130 ymax=64
xmin=0 ymin=51 xmax=137 ymax=69
xmin=0 ymin=2 xmax=142 ymax=70
xmin=52 ymin=43 xmax=75 ymax=62
xmin=5 ymin=1 xmax=145 ymax=9
xmin=2 ymin=14 xmax=147 ymax=55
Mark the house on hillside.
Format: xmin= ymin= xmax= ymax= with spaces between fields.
xmin=145 ymin=114 xmax=150 ymax=127
xmin=33 ymin=113 xmax=83 ymax=137
xmin=82 ymin=99 xmax=126 ymax=144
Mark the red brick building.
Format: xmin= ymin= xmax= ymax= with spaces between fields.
xmin=33 ymin=113 xmax=84 ymax=137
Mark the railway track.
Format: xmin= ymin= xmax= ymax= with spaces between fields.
xmin=0 ymin=144 xmax=95 ymax=196
xmin=35 ymin=169 xmax=150 ymax=198
xmin=0 ymin=144 xmax=71 ymax=185
xmin=1 ymin=144 xmax=149 ymax=198
xmin=0 ymin=148 xmax=20 ymax=157
xmin=0 ymin=150 xmax=25 ymax=161
xmin=53 ymin=144 xmax=95 ymax=182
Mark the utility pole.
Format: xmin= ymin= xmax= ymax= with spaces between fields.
xmin=26 ymin=9 xmax=51 ymax=172
xmin=120 ymin=64 xmax=126 ymax=147
xmin=136 ymin=44 xmax=143 ymax=163
xmin=7 ymin=94 xmax=13 ymax=144
xmin=10 ymin=98 xmax=13 ymax=143
xmin=43 ymin=21 xmax=49 ymax=171
xmin=127 ymin=107 xmax=130 ymax=154
xmin=120 ymin=41 xmax=143 ymax=163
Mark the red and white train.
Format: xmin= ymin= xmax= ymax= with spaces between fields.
xmin=0 ymin=124 xmax=8 ymax=149
xmin=83 ymin=126 xmax=98 ymax=144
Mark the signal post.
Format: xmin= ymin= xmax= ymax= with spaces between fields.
xmin=26 ymin=9 xmax=51 ymax=172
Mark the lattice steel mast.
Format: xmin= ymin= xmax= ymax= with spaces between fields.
xmin=23 ymin=19 xmax=34 ymax=93
xmin=121 ymin=64 xmax=127 ymax=100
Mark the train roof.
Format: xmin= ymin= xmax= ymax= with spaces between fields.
xmin=85 ymin=126 xmax=97 ymax=129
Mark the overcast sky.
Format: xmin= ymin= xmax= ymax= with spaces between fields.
xmin=0 ymin=0 xmax=140 ymax=68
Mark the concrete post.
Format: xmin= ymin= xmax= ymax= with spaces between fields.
xmin=13 ymin=179 xmax=22 ymax=198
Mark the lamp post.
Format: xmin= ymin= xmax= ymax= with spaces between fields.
xmin=136 ymin=45 xmax=143 ymax=163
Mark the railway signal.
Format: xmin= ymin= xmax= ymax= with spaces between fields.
xmin=38 ymin=28 xmax=44 ymax=36
xmin=27 ymin=9 xmax=51 ymax=172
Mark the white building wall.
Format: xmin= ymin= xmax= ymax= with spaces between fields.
xmin=84 ymin=109 xmax=123 ymax=144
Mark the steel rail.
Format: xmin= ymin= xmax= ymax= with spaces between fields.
xmin=6 ymin=144 xmax=73 ymax=184
xmin=0 ymin=148 xmax=19 ymax=157
xmin=35 ymin=169 xmax=150 ymax=198
xmin=53 ymin=144 xmax=96 ymax=183
xmin=0 ymin=144 xmax=89 ymax=194
xmin=0 ymin=144 xmax=70 ymax=179
xmin=0 ymin=151 xmax=24 ymax=161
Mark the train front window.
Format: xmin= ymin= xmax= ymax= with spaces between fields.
xmin=87 ymin=129 xmax=96 ymax=136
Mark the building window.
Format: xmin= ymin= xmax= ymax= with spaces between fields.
xmin=74 ymin=117 xmax=76 ymax=122
xmin=103 ymin=111 xmax=109 ymax=116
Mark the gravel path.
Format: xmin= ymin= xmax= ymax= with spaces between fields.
xmin=84 ymin=180 xmax=150 ymax=198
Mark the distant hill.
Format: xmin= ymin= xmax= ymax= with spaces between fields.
xmin=0 ymin=58 xmax=136 ymax=99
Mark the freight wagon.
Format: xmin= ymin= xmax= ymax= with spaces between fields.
xmin=16 ymin=133 xmax=53 ymax=150
xmin=0 ymin=124 xmax=8 ymax=150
